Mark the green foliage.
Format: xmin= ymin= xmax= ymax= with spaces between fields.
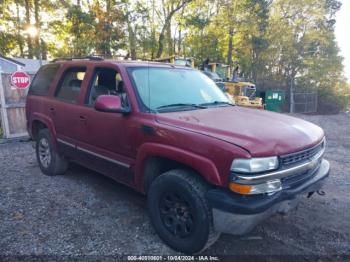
xmin=317 ymin=84 xmax=350 ymax=114
xmin=66 ymin=5 xmax=96 ymax=56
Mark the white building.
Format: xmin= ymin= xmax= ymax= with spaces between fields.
xmin=0 ymin=55 xmax=47 ymax=73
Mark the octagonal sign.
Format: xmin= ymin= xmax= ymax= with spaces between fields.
xmin=10 ymin=71 xmax=31 ymax=89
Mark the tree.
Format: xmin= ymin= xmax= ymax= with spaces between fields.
xmin=123 ymin=0 xmax=149 ymax=60
xmin=155 ymin=0 xmax=192 ymax=58
xmin=24 ymin=0 xmax=34 ymax=58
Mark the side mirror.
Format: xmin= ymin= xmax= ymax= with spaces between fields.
xmin=94 ymin=95 xmax=130 ymax=114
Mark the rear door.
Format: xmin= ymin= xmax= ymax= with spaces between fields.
xmin=49 ymin=66 xmax=88 ymax=157
xmin=26 ymin=64 xmax=61 ymax=135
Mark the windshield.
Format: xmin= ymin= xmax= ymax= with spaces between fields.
xmin=243 ymin=86 xmax=256 ymax=98
xmin=215 ymin=66 xmax=226 ymax=79
xmin=128 ymin=67 xmax=230 ymax=111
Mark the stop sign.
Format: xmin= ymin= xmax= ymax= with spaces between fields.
xmin=10 ymin=71 xmax=31 ymax=89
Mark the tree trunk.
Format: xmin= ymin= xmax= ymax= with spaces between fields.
xmin=41 ymin=39 xmax=47 ymax=60
xmin=227 ymin=27 xmax=234 ymax=65
xmin=156 ymin=24 xmax=167 ymax=58
xmin=151 ymin=28 xmax=156 ymax=59
xmin=166 ymin=19 xmax=173 ymax=56
xmin=178 ymin=28 xmax=182 ymax=54
xmin=156 ymin=0 xmax=192 ymax=58
xmin=104 ymin=0 xmax=112 ymax=57
xmin=34 ymin=0 xmax=40 ymax=60
xmin=177 ymin=7 xmax=185 ymax=55
xmin=127 ymin=21 xmax=137 ymax=60
xmin=24 ymin=0 xmax=33 ymax=58
xmin=15 ymin=1 xmax=24 ymax=57
xmin=150 ymin=0 xmax=156 ymax=59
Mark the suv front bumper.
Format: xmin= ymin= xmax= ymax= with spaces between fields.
xmin=206 ymin=159 xmax=330 ymax=235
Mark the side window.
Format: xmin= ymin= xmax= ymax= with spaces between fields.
xmin=28 ymin=64 xmax=60 ymax=96
xmin=86 ymin=68 xmax=129 ymax=107
xmin=55 ymin=67 xmax=86 ymax=103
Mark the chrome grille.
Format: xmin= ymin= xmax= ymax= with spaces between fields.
xmin=281 ymin=139 xmax=325 ymax=167
xmin=281 ymin=166 xmax=318 ymax=189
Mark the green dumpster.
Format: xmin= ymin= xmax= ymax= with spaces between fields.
xmin=265 ymin=90 xmax=285 ymax=112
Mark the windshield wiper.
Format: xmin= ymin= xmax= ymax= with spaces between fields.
xmin=199 ymin=101 xmax=234 ymax=107
xmin=156 ymin=103 xmax=207 ymax=111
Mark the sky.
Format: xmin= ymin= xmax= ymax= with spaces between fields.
xmin=335 ymin=0 xmax=350 ymax=81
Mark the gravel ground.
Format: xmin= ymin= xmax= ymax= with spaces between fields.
xmin=0 ymin=113 xmax=349 ymax=257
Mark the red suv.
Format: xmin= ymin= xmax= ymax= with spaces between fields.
xmin=26 ymin=58 xmax=329 ymax=254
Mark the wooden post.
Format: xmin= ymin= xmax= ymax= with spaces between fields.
xmin=0 ymin=71 xmax=11 ymax=138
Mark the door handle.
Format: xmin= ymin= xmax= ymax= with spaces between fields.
xmin=79 ymin=116 xmax=87 ymax=123
xmin=49 ymin=107 xmax=55 ymax=115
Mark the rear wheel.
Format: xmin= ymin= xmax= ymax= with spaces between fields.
xmin=36 ymin=129 xmax=68 ymax=176
xmin=147 ymin=169 xmax=219 ymax=254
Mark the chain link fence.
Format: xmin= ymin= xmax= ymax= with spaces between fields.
xmin=292 ymin=91 xmax=318 ymax=113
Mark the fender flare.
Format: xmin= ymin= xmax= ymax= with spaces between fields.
xmin=134 ymin=142 xmax=222 ymax=192
xmin=30 ymin=113 xmax=58 ymax=149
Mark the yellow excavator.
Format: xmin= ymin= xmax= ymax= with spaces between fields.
xmin=224 ymin=81 xmax=264 ymax=109
xmin=206 ymin=62 xmax=264 ymax=109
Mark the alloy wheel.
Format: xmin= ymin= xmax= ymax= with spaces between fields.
xmin=38 ymin=138 xmax=51 ymax=168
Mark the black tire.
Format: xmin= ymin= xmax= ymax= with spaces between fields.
xmin=36 ymin=129 xmax=68 ymax=176
xmin=147 ymin=169 xmax=219 ymax=254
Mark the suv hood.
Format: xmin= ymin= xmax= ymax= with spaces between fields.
xmin=155 ymin=107 xmax=324 ymax=156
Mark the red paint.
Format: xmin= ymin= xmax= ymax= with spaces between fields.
xmin=11 ymin=71 xmax=31 ymax=89
xmin=26 ymin=60 xmax=325 ymax=193
xmin=95 ymin=95 xmax=122 ymax=112
xmin=156 ymin=106 xmax=324 ymax=157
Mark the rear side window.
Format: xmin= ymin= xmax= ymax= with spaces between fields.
xmin=28 ymin=64 xmax=60 ymax=96
xmin=55 ymin=67 xmax=86 ymax=103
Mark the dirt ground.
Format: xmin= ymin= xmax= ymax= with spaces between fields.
xmin=0 ymin=113 xmax=349 ymax=257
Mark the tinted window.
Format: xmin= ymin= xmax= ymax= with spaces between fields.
xmin=55 ymin=68 xmax=86 ymax=103
xmin=28 ymin=64 xmax=60 ymax=96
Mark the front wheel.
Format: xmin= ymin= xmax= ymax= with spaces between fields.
xmin=36 ymin=129 xmax=68 ymax=176
xmin=147 ymin=169 xmax=219 ymax=254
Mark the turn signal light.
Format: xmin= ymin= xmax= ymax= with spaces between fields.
xmin=229 ymin=183 xmax=252 ymax=194
xmin=229 ymin=179 xmax=282 ymax=195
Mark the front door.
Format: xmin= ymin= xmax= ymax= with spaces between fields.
xmin=74 ymin=66 xmax=135 ymax=184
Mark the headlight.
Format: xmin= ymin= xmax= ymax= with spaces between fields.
xmin=231 ymin=156 xmax=279 ymax=173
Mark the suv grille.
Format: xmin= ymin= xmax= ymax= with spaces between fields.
xmin=281 ymin=139 xmax=325 ymax=167
xmin=281 ymin=169 xmax=316 ymax=189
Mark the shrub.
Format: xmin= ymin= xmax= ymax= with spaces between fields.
xmin=317 ymin=83 xmax=350 ymax=114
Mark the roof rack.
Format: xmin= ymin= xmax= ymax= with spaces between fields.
xmin=51 ymin=56 xmax=104 ymax=62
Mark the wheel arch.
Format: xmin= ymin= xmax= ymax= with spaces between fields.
xmin=134 ymin=143 xmax=222 ymax=193
xmin=30 ymin=113 xmax=58 ymax=149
